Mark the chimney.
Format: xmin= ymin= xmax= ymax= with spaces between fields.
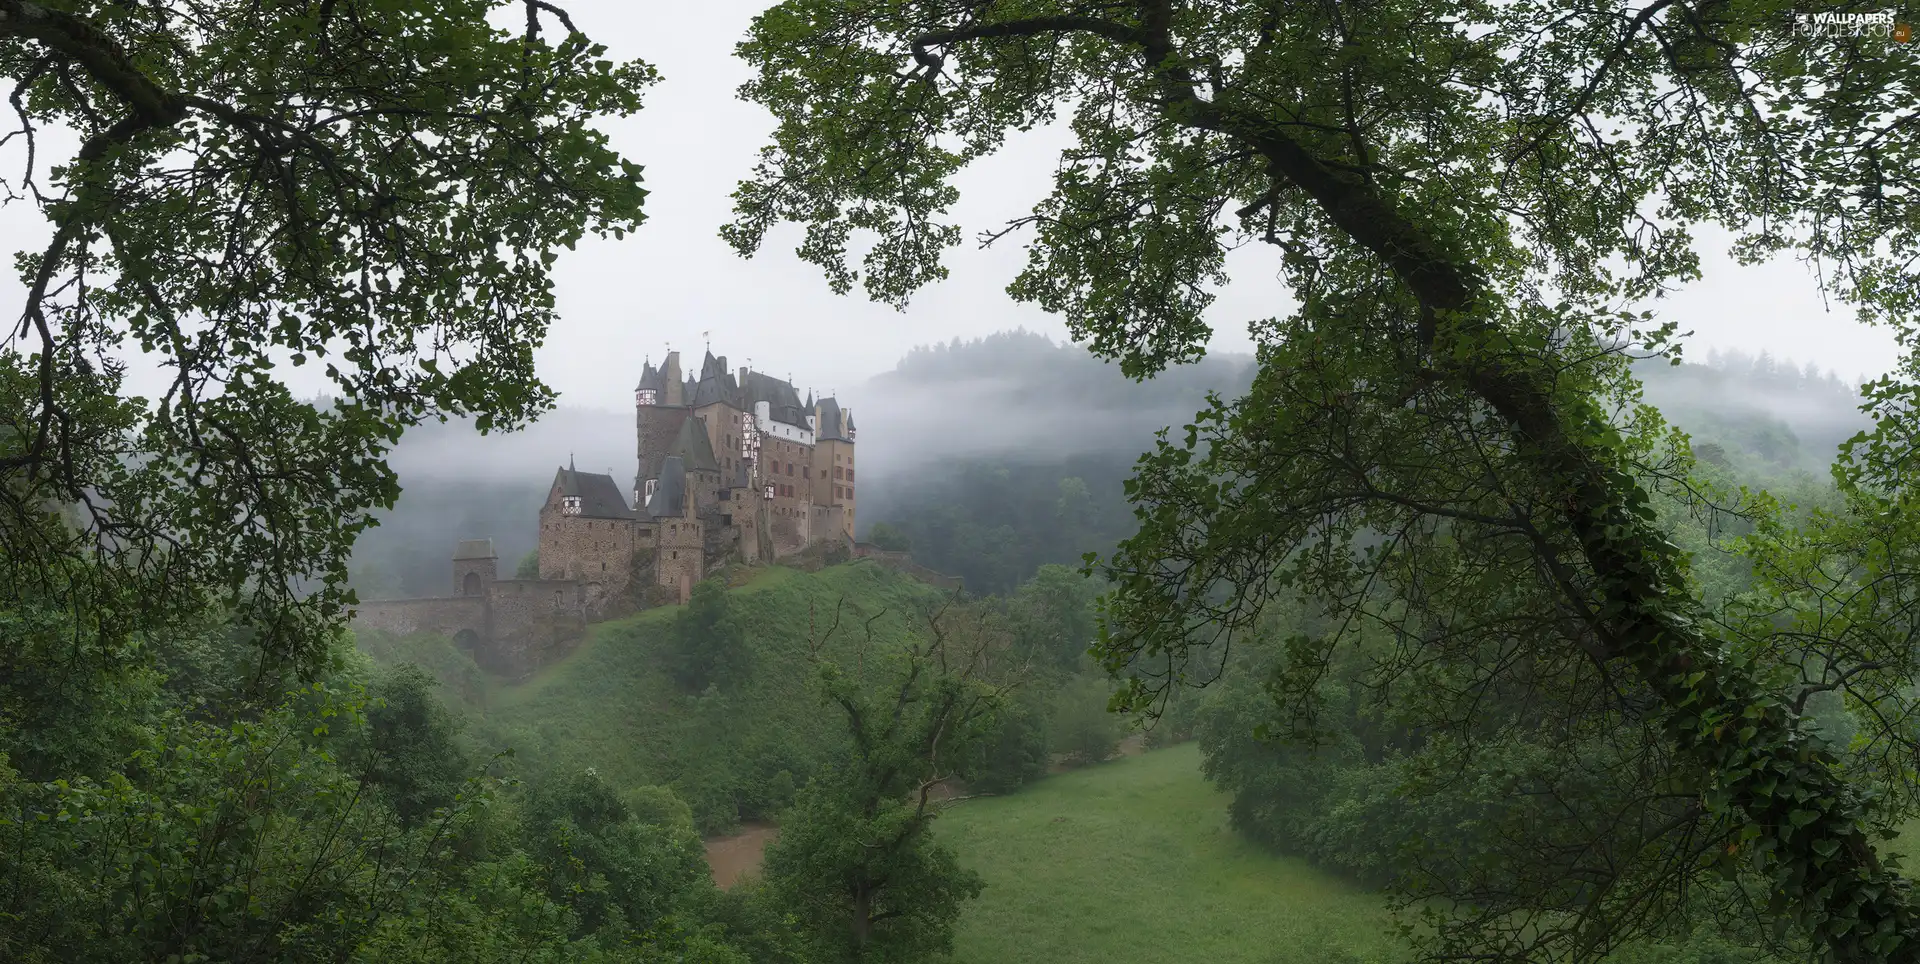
xmin=663 ymin=351 xmax=683 ymax=406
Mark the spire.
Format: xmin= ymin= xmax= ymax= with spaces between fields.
xmin=569 ymin=453 xmax=576 ymax=473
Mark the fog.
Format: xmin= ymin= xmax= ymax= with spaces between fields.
xmin=352 ymin=332 xmax=1872 ymax=600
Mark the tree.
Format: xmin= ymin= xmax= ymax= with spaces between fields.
xmin=1008 ymin=563 xmax=1103 ymax=674
xmin=349 ymin=663 xmax=474 ymax=827
xmin=665 ymin=577 xmax=751 ymax=693
xmin=517 ymin=550 xmax=541 ymax=580
xmin=865 ymin=521 xmax=911 ymax=552
xmin=762 ymin=598 xmax=1013 ymax=962
xmin=0 ymin=0 xmax=652 ymax=674
xmin=727 ymin=4 xmax=1920 ymax=959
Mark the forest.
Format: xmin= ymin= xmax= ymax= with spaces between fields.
xmin=8 ymin=2 xmax=1920 ymax=964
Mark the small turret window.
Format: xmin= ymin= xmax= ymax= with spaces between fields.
xmin=563 ymin=496 xmax=582 ymax=515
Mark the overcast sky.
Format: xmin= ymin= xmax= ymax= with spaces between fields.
xmin=14 ymin=0 xmax=1908 ymax=413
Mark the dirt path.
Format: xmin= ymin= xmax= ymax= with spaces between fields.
xmin=704 ymin=823 xmax=779 ymax=889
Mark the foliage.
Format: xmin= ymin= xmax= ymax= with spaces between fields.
xmin=865 ymin=457 xmax=1139 ymax=594
xmin=398 ymin=564 xmax=951 ymax=834
xmin=959 ymin=694 xmax=1050 ymax=795
xmin=348 ymin=663 xmax=478 ymax=827
xmin=761 ymin=595 xmax=1020 ymax=962
xmin=0 ymin=0 xmax=653 ymax=670
xmin=354 ymin=628 xmax=492 ymax=709
xmin=518 ymin=551 xmax=543 ymax=580
xmin=727 ymin=1 xmax=1920 ymax=958
xmin=519 ymin=768 xmax=711 ymax=940
xmin=1008 ymin=563 xmax=1105 ymax=675
xmin=665 ymin=578 xmax=753 ymax=693
xmin=1048 ymin=675 xmax=1128 ymax=767
xmin=865 ymin=522 xmax=911 ymax=552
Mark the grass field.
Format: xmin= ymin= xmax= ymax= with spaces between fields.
xmin=940 ymin=742 xmax=1400 ymax=964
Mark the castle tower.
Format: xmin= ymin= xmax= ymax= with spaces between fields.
xmin=452 ymin=539 xmax=498 ymax=596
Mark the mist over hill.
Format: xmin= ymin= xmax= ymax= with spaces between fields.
xmin=348 ymin=333 xmax=1874 ymax=599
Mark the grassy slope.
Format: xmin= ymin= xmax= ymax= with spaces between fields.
xmin=940 ymin=742 xmax=1399 ymax=964
xmin=368 ymin=561 xmax=952 ymax=830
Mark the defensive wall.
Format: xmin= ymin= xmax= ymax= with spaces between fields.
xmin=352 ymin=547 xmax=590 ymax=679
xmin=849 ymin=540 xmax=965 ymax=591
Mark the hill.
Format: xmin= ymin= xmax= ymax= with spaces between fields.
xmin=938 ymin=743 xmax=1398 ymax=964
xmin=360 ymin=561 xmax=956 ymax=833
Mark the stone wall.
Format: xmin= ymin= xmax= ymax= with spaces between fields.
xmin=539 ymin=511 xmax=638 ymax=616
xmin=849 ymin=544 xmax=964 ymax=591
xmin=452 ymin=555 xmax=497 ymax=596
xmin=656 ymin=515 xmax=705 ymax=602
xmin=850 ymin=542 xmax=912 ymax=564
xmin=353 ymin=595 xmax=489 ymax=639
xmin=485 ymin=578 xmax=588 ymax=676
xmin=636 ymin=405 xmax=690 ymax=482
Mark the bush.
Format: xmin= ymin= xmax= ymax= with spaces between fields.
xmin=866 ymin=521 xmax=911 ymax=552
xmin=665 ymin=578 xmax=751 ymax=693
xmin=1050 ymin=675 xmax=1126 ymax=766
xmin=963 ymin=697 xmax=1050 ymax=794
xmin=623 ymin=784 xmax=697 ymax=833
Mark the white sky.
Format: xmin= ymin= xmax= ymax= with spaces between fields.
xmin=10 ymin=0 xmax=1907 ymax=411
xmin=536 ymin=0 xmax=1900 ymax=406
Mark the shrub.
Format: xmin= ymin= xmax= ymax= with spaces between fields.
xmin=1050 ymin=675 xmax=1126 ymax=766
xmin=866 ymin=522 xmax=911 ymax=552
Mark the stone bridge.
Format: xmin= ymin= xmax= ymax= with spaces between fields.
xmin=351 ymin=540 xmax=589 ymax=678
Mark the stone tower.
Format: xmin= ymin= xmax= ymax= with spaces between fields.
xmin=452 ymin=539 xmax=498 ymax=596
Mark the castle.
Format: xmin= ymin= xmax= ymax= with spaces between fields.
xmin=353 ymin=349 xmax=859 ymax=674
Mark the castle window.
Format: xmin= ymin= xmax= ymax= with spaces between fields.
xmin=602 ymin=562 xmax=607 ymax=571
xmin=562 ymin=495 xmax=582 ymax=516
xmin=847 ymin=487 xmax=854 ymax=498
xmin=803 ymin=466 xmax=810 ymax=479
xmin=846 ymin=469 xmax=855 ymax=482
xmin=835 ymin=466 xmax=843 ymax=479
xmin=671 ymin=551 xmax=678 ymax=559
xmin=835 ymin=485 xmax=843 ymax=498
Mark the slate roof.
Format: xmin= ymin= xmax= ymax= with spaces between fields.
xmin=691 ymin=351 xmax=736 ymax=408
xmin=552 ymin=466 xmax=633 ymax=519
xmin=635 ymin=359 xmax=669 ymax=393
xmin=633 ymin=349 xmax=828 ymax=434
xmin=671 ymin=416 xmax=721 ymax=473
xmin=453 ymin=539 xmax=496 ymax=560
xmin=646 ymin=456 xmax=686 ymax=518
xmin=740 ymin=370 xmax=804 ymax=412
xmin=816 ymin=397 xmax=854 ymax=442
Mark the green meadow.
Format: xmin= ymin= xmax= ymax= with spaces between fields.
xmin=940 ymin=743 xmax=1400 ymax=964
